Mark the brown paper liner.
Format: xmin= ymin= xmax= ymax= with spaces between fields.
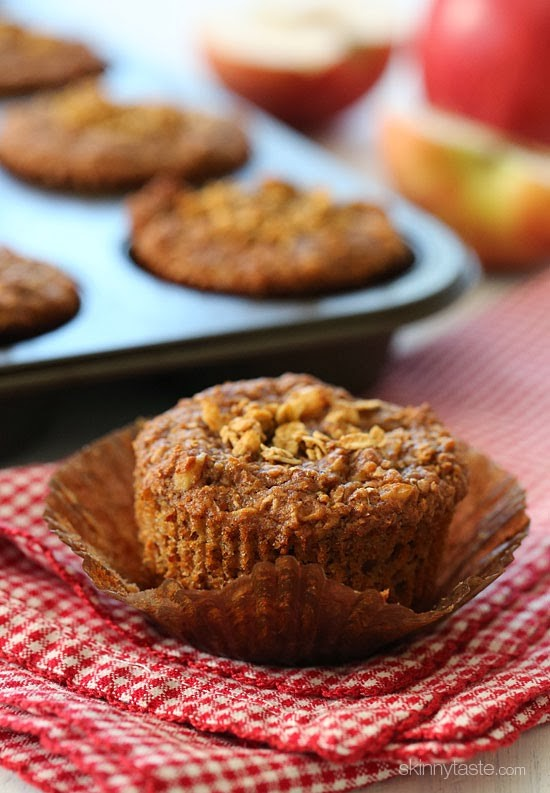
xmin=44 ymin=425 xmax=529 ymax=665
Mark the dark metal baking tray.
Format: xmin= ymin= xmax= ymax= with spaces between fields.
xmin=0 ymin=60 xmax=479 ymax=399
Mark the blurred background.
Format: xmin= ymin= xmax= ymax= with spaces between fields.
xmin=1 ymin=0 xmax=547 ymax=465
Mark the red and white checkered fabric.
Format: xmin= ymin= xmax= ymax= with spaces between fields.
xmin=0 ymin=268 xmax=549 ymax=793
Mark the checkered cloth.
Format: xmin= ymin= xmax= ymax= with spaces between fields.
xmin=0 ymin=268 xmax=549 ymax=793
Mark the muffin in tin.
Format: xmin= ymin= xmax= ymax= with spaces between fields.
xmin=133 ymin=373 xmax=468 ymax=609
xmin=0 ymin=20 xmax=104 ymax=96
xmin=0 ymin=80 xmax=249 ymax=192
xmin=0 ymin=246 xmax=80 ymax=342
xmin=128 ymin=177 xmax=412 ymax=296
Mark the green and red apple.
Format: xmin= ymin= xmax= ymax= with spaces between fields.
xmin=378 ymin=107 xmax=550 ymax=270
xmin=201 ymin=0 xmax=399 ymax=129
xmin=378 ymin=0 xmax=550 ymax=269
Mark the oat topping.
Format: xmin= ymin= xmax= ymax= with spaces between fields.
xmin=206 ymin=385 xmax=392 ymax=464
xmin=174 ymin=179 xmax=377 ymax=247
xmin=322 ymin=399 xmax=382 ymax=437
xmin=219 ymin=416 xmax=264 ymax=457
xmin=338 ymin=426 xmax=386 ymax=450
xmin=0 ymin=22 xmax=63 ymax=54
xmin=53 ymin=81 xmax=183 ymax=136
xmin=200 ymin=397 xmax=225 ymax=432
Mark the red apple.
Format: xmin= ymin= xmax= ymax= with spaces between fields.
xmin=418 ymin=0 xmax=550 ymax=147
xmin=378 ymin=106 xmax=550 ymax=270
xmin=201 ymin=1 xmax=398 ymax=129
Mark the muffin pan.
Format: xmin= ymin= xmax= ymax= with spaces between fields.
xmin=0 ymin=59 xmax=479 ymax=397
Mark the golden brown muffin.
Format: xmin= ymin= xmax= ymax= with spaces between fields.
xmin=0 ymin=246 xmax=80 ymax=342
xmin=133 ymin=374 xmax=468 ymax=609
xmin=128 ymin=177 xmax=412 ymax=296
xmin=0 ymin=80 xmax=249 ymax=192
xmin=0 ymin=20 xmax=104 ymax=96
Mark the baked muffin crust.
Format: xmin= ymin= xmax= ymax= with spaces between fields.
xmin=128 ymin=177 xmax=412 ymax=296
xmin=134 ymin=374 xmax=468 ymax=608
xmin=0 ymin=21 xmax=104 ymax=96
xmin=0 ymin=81 xmax=249 ymax=192
xmin=0 ymin=246 xmax=80 ymax=342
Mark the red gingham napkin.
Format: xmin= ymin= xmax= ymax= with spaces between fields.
xmin=0 ymin=268 xmax=549 ymax=793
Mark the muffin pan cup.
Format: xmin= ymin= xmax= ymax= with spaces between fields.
xmin=45 ymin=424 xmax=529 ymax=666
xmin=0 ymin=57 xmax=479 ymax=401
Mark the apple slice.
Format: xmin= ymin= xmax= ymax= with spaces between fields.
xmin=378 ymin=106 xmax=550 ymax=270
xmin=201 ymin=0 xmax=400 ymax=129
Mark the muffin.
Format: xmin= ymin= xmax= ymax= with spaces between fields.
xmin=0 ymin=246 xmax=80 ymax=342
xmin=128 ymin=177 xmax=412 ymax=296
xmin=133 ymin=374 xmax=468 ymax=609
xmin=0 ymin=80 xmax=249 ymax=192
xmin=0 ymin=20 xmax=104 ymax=96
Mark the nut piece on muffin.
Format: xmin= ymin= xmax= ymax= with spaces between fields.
xmin=0 ymin=246 xmax=80 ymax=342
xmin=128 ymin=176 xmax=412 ymax=296
xmin=0 ymin=80 xmax=249 ymax=192
xmin=0 ymin=20 xmax=104 ymax=96
xmin=133 ymin=374 xmax=468 ymax=609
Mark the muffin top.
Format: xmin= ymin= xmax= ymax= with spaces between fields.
xmin=0 ymin=81 xmax=249 ymax=191
xmin=128 ymin=177 xmax=411 ymax=295
xmin=135 ymin=373 xmax=467 ymax=509
xmin=0 ymin=20 xmax=104 ymax=95
xmin=0 ymin=246 xmax=80 ymax=341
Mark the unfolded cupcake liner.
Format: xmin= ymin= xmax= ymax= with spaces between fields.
xmin=44 ymin=424 xmax=529 ymax=666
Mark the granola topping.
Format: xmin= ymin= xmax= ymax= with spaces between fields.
xmin=0 ymin=22 xmax=62 ymax=54
xmin=205 ymin=385 xmax=391 ymax=464
xmin=53 ymin=82 xmax=183 ymax=136
xmin=174 ymin=179 xmax=378 ymax=247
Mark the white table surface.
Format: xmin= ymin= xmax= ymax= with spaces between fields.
xmin=1 ymin=0 xmax=548 ymax=790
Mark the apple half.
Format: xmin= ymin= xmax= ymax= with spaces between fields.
xmin=201 ymin=1 xmax=399 ymax=129
xmin=378 ymin=106 xmax=550 ymax=270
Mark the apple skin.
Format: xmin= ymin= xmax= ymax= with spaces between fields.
xmin=419 ymin=0 xmax=550 ymax=146
xmin=203 ymin=42 xmax=391 ymax=130
xmin=378 ymin=108 xmax=550 ymax=270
